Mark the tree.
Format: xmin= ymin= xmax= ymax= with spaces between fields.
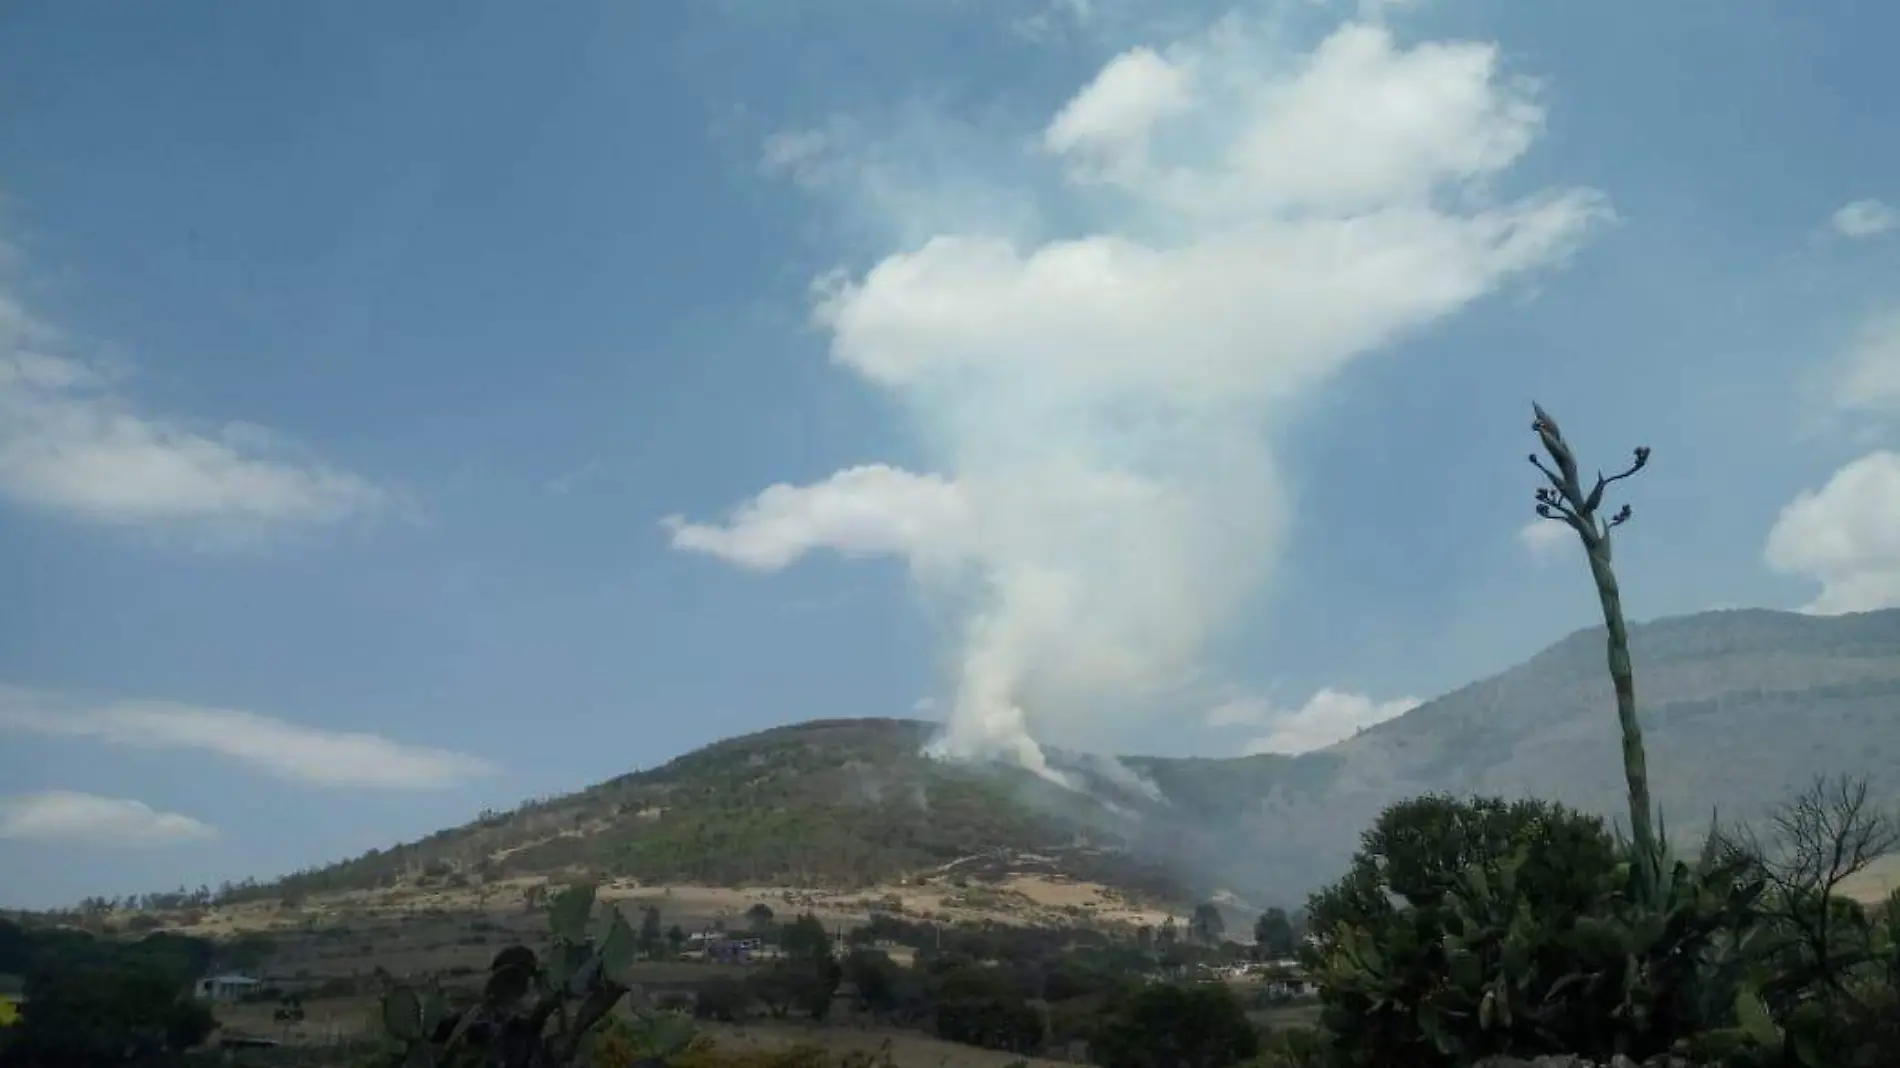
xmin=692 ymin=976 xmax=752 ymax=1022
xmin=1089 ymin=983 xmax=1258 ymax=1068
xmin=0 ymin=918 xmax=31 ymax=975
xmin=4 ymin=956 xmax=214 ymax=1067
xmin=842 ymin=948 xmax=903 ymax=1017
xmin=744 ymin=903 xmax=774 ymax=931
xmin=1306 ymin=794 xmax=1630 ymax=1066
xmin=755 ymin=913 xmax=840 ymax=1022
xmin=1188 ymin=903 xmax=1225 ymax=947
xmin=1527 ymin=403 xmax=1656 ymax=866
xmin=665 ymin=924 xmax=686 ymax=955
xmin=1253 ymin=907 xmax=1295 ymax=959
xmin=932 ymin=964 xmax=1043 ymax=1054
xmin=637 ymin=906 xmax=663 ymax=959
xmin=779 ymin=913 xmax=831 ymax=962
xmin=1717 ymin=774 xmax=1900 ymax=1061
xmin=746 ymin=967 xmax=797 ymax=1019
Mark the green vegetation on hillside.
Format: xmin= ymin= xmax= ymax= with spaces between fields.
xmin=216 ymin=718 xmax=1187 ymax=906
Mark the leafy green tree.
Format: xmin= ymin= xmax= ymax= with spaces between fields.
xmin=931 ymin=964 xmax=1042 ymax=1054
xmin=692 ymin=975 xmax=752 ymax=1022
xmin=1305 ymin=794 xmax=1626 ymax=1066
xmin=842 ymin=948 xmax=903 ymax=1017
xmin=744 ymin=903 xmax=775 ymax=931
xmin=637 ymin=906 xmax=663 ymax=958
xmin=780 ymin=913 xmax=831 ymax=962
xmin=745 ymin=967 xmax=797 ymax=1019
xmin=3 ymin=956 xmax=214 ymax=1067
xmin=1188 ymin=903 xmax=1225 ymax=946
xmin=665 ymin=924 xmax=686 ymax=955
xmin=1088 ymin=982 xmax=1258 ymax=1068
xmin=796 ymin=956 xmax=845 ymax=1021
xmin=1253 ymin=907 xmax=1296 ymax=959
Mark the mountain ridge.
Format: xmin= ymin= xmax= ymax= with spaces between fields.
xmin=226 ymin=605 xmax=1900 ymax=911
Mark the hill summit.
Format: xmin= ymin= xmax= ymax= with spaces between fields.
xmin=239 ymin=607 xmax=1900 ymax=910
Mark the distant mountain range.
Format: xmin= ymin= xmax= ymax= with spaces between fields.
xmin=248 ymin=607 xmax=1900 ymax=911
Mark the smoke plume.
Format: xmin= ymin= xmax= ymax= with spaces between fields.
xmin=665 ymin=17 xmax=1608 ymax=775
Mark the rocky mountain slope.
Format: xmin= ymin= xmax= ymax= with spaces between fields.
xmin=244 ymin=607 xmax=1900 ymax=911
xmin=1192 ymin=607 xmax=1900 ymax=901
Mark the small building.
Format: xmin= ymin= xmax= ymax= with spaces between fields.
xmin=194 ymin=974 xmax=262 ymax=1001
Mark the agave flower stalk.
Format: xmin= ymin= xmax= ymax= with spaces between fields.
xmin=1527 ymin=403 xmax=1656 ymax=868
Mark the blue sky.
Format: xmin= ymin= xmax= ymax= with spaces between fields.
xmin=3 ymin=0 xmax=1899 ymax=908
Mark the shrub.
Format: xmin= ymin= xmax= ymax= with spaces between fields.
xmin=931 ymin=964 xmax=1043 ymax=1054
xmin=1087 ymin=982 xmax=1258 ymax=1068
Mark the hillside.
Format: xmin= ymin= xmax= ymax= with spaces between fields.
xmin=238 ymin=607 xmax=1900 ymax=912
xmin=1189 ymin=607 xmax=1900 ymax=901
xmin=233 ymin=717 xmax=1198 ymax=909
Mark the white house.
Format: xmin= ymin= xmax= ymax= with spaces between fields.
xmin=194 ymin=974 xmax=261 ymax=1001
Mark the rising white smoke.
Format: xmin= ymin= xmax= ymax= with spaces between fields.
xmin=665 ymin=17 xmax=1609 ymax=777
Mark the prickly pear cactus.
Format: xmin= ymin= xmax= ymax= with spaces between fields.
xmin=370 ymin=881 xmax=698 ymax=1068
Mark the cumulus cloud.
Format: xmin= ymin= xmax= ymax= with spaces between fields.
xmin=1831 ymin=199 xmax=1900 ymax=239
xmin=1764 ymin=451 xmax=1900 ymax=614
xmin=1205 ymin=688 xmax=1422 ymax=753
xmin=0 ymin=230 xmax=395 ymax=545
xmin=0 ymin=791 xmax=216 ymax=846
xmin=663 ymin=465 xmax=974 ymax=571
xmin=1518 ymin=516 xmax=1574 ymax=564
xmin=1765 ymin=301 xmax=1900 ymax=613
xmin=0 ymin=686 xmax=496 ymax=789
xmin=671 ymin=17 xmax=1606 ymax=772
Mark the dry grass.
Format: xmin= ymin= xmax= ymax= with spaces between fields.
xmin=135 ymin=870 xmax=1174 ymax=953
xmin=699 ymin=1021 xmax=1074 ymax=1068
xmin=212 ymin=997 xmax=1081 ymax=1066
xmin=213 ymin=995 xmax=377 ymax=1045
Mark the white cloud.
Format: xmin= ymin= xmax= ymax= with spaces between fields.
xmin=0 ymin=686 xmax=496 ymax=789
xmin=665 ymin=464 xmax=974 ymax=571
xmin=1763 ymin=451 xmax=1900 ymax=614
xmin=1518 ymin=517 xmax=1574 ymax=564
xmin=1830 ymin=198 xmax=1899 ymax=239
xmin=1205 ymin=688 xmax=1421 ymax=753
xmin=1833 ymin=310 xmax=1900 ymax=418
xmin=0 ymin=229 xmax=395 ymax=545
xmin=1044 ymin=46 xmax=1194 ymax=181
xmin=678 ymin=18 xmax=1606 ymax=770
xmin=1764 ymin=301 xmax=1900 ymax=612
xmin=0 ymin=791 xmax=216 ymax=846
